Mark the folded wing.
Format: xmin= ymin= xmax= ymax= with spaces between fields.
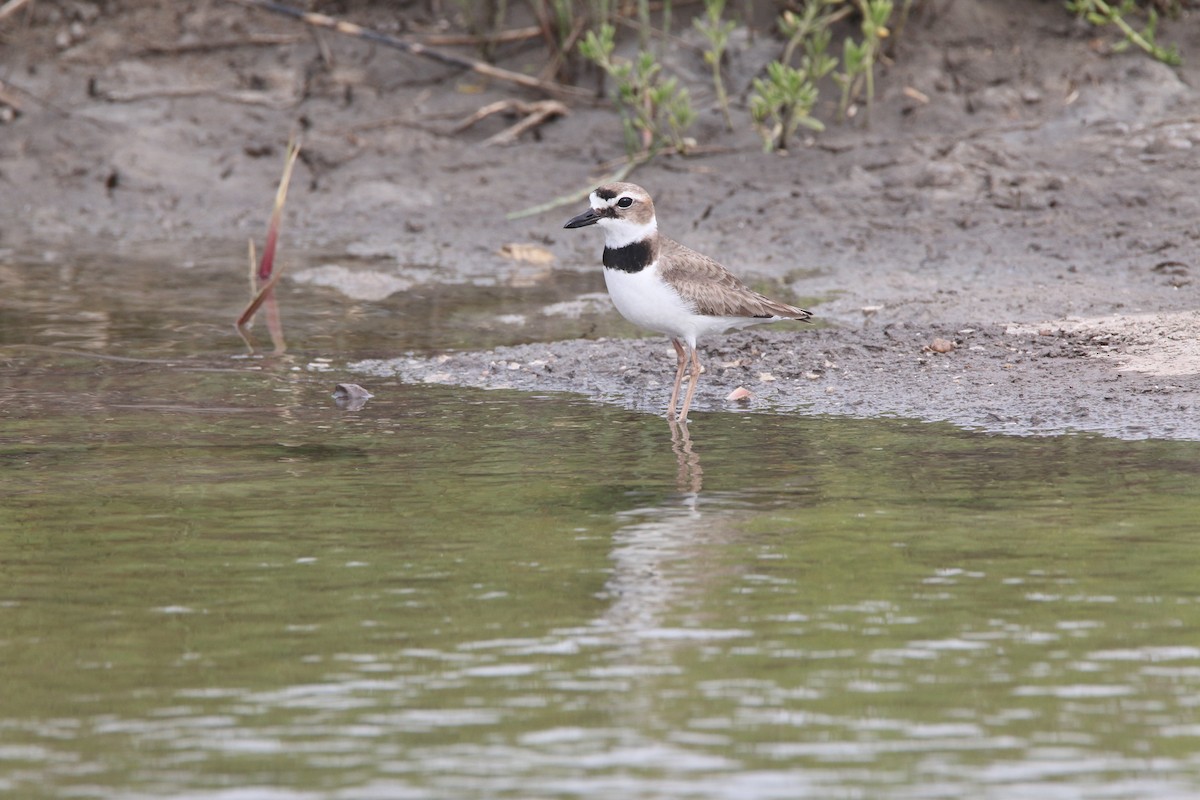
xmin=657 ymin=238 xmax=813 ymax=321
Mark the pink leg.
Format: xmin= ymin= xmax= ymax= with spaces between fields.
xmin=668 ymin=339 xmax=687 ymax=419
xmin=677 ymin=345 xmax=703 ymax=423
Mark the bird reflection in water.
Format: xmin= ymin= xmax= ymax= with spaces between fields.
xmin=667 ymin=419 xmax=703 ymax=494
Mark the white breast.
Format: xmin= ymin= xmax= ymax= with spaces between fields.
xmin=604 ymin=261 xmax=789 ymax=348
xmin=604 ymin=262 xmax=703 ymax=346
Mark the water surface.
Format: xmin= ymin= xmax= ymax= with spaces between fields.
xmin=3 ymin=253 xmax=1200 ymax=799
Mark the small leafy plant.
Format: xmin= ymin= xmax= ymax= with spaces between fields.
xmin=749 ymin=61 xmax=822 ymax=152
xmin=1067 ymin=0 xmax=1181 ymax=65
xmin=693 ymin=0 xmax=737 ymax=130
xmin=579 ymin=22 xmax=696 ymax=155
xmin=833 ymin=0 xmax=893 ymax=121
xmin=749 ymin=3 xmax=838 ymax=151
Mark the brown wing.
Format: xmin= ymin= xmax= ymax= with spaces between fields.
xmin=658 ymin=237 xmax=812 ymax=320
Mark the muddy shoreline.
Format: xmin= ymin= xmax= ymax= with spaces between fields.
xmin=2 ymin=0 xmax=1198 ymax=440
xmin=354 ymin=315 xmax=1200 ymax=440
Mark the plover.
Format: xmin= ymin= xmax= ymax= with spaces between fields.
xmin=564 ymin=182 xmax=812 ymax=423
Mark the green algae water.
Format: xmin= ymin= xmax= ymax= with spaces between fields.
xmin=3 ymin=253 xmax=1200 ymax=799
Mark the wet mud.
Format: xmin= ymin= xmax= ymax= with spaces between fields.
xmin=356 ymin=318 xmax=1200 ymax=440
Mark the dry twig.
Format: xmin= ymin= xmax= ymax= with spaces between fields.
xmin=454 ymin=99 xmax=568 ymax=146
xmin=227 ymin=0 xmax=591 ymax=100
xmin=420 ymin=25 xmax=542 ymax=47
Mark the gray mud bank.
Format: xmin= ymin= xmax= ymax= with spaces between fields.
xmin=354 ymin=312 xmax=1200 ymax=440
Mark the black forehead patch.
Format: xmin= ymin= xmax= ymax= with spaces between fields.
xmin=595 ymin=187 xmax=618 ymax=200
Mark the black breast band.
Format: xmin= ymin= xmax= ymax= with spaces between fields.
xmin=602 ymin=241 xmax=654 ymax=273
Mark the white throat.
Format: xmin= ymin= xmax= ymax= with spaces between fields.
xmin=598 ymin=216 xmax=657 ymax=249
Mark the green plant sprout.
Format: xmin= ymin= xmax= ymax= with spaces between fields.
xmin=1067 ymin=0 xmax=1181 ymax=66
xmin=779 ymin=0 xmax=851 ymax=67
xmin=833 ymin=0 xmax=893 ymax=122
xmin=749 ymin=60 xmax=821 ymax=152
xmin=749 ymin=4 xmax=837 ymax=152
xmin=540 ymin=0 xmax=580 ymax=81
xmin=694 ymin=0 xmax=738 ymax=130
xmin=580 ymin=23 xmax=696 ymax=155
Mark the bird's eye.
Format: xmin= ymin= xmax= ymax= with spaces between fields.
xmin=617 ymin=197 xmax=634 ymax=208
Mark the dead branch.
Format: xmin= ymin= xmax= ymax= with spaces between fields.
xmin=454 ymin=99 xmax=568 ymax=146
xmin=226 ymin=0 xmax=590 ymax=101
xmin=420 ymin=25 xmax=542 ymax=47
xmin=99 ymin=86 xmax=297 ymax=108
